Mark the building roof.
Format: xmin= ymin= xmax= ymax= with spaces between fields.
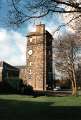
xmin=15 ymin=65 xmax=26 ymax=69
xmin=0 ymin=61 xmax=19 ymax=70
xmin=27 ymin=32 xmax=44 ymax=37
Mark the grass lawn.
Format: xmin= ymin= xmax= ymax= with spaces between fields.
xmin=0 ymin=94 xmax=81 ymax=120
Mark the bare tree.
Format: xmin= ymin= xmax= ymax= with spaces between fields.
xmin=54 ymin=34 xmax=81 ymax=96
xmin=7 ymin=0 xmax=81 ymax=26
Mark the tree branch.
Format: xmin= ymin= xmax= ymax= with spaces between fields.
xmin=51 ymin=0 xmax=81 ymax=10
xmin=53 ymin=14 xmax=81 ymax=35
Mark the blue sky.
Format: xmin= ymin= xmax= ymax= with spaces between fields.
xmin=0 ymin=0 xmax=71 ymax=66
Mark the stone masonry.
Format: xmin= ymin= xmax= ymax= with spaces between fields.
xmin=26 ymin=24 xmax=53 ymax=91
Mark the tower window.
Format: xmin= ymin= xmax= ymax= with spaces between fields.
xmin=29 ymin=74 xmax=32 ymax=79
xmin=29 ymin=69 xmax=32 ymax=74
xmin=30 ymin=38 xmax=32 ymax=42
xmin=29 ymin=62 xmax=32 ymax=66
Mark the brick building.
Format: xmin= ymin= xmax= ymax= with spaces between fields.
xmin=26 ymin=24 xmax=53 ymax=91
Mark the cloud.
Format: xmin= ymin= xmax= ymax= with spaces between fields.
xmin=0 ymin=28 xmax=26 ymax=66
xmin=27 ymin=24 xmax=36 ymax=32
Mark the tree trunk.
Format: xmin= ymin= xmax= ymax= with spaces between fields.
xmin=72 ymin=64 xmax=77 ymax=96
xmin=72 ymin=81 xmax=77 ymax=96
xmin=72 ymin=81 xmax=75 ymax=96
xmin=73 ymin=67 xmax=77 ymax=96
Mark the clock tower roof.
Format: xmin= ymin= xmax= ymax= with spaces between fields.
xmin=27 ymin=24 xmax=45 ymax=37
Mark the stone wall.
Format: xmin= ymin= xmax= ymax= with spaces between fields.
xmin=26 ymin=24 xmax=53 ymax=91
xmin=19 ymin=67 xmax=27 ymax=84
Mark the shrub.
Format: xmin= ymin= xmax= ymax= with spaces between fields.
xmin=24 ymin=84 xmax=33 ymax=95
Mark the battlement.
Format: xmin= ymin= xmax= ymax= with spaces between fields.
xmin=27 ymin=24 xmax=45 ymax=37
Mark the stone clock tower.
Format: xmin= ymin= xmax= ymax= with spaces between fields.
xmin=26 ymin=24 xmax=53 ymax=91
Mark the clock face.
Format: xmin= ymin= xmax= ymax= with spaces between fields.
xmin=28 ymin=50 xmax=32 ymax=55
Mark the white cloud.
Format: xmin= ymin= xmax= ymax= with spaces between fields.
xmin=0 ymin=28 xmax=26 ymax=66
xmin=27 ymin=24 xmax=36 ymax=32
xmin=0 ymin=29 xmax=7 ymax=42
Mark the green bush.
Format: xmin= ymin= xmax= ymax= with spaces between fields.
xmin=24 ymin=85 xmax=33 ymax=95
